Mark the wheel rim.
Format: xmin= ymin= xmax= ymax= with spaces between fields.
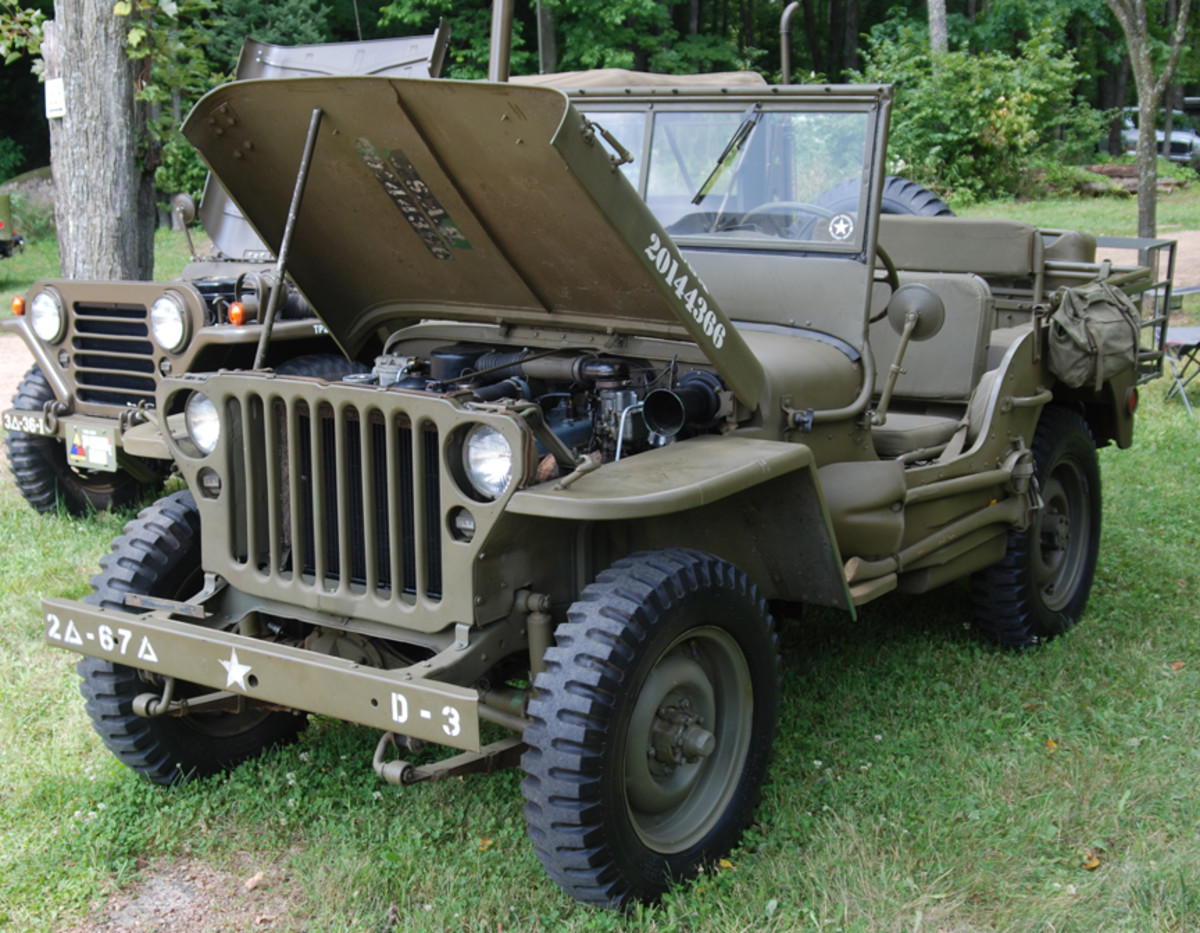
xmin=623 ymin=626 xmax=752 ymax=854
xmin=1034 ymin=457 xmax=1092 ymax=612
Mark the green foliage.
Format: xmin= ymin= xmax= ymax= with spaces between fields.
xmin=206 ymin=0 xmax=332 ymax=72
xmin=153 ymin=131 xmax=211 ymax=203
xmin=377 ymin=0 xmax=751 ymax=78
xmin=379 ymin=0 xmax=534 ymax=78
xmin=7 ymin=188 xmax=54 ymax=239
xmin=0 ymin=136 xmax=22 ymax=182
xmin=857 ymin=17 xmax=1110 ymax=203
xmin=1022 ymin=159 xmax=1125 ymax=199
xmin=1150 ymin=155 xmax=1200 ymax=184
xmin=0 ymin=0 xmax=45 ymax=67
xmin=114 ymin=0 xmax=225 ymax=203
xmin=546 ymin=0 xmax=672 ymax=72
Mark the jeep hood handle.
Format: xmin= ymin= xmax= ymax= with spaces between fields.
xmin=182 ymin=76 xmax=765 ymax=407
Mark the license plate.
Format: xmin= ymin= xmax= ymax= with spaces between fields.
xmin=65 ymin=422 xmax=118 ymax=471
xmin=2 ymin=409 xmax=50 ymax=435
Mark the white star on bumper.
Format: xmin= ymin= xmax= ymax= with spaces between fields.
xmin=220 ymin=648 xmax=253 ymax=690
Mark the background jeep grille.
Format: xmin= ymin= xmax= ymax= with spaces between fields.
xmin=229 ymin=392 xmax=443 ymax=601
xmin=71 ymin=302 xmax=157 ymax=407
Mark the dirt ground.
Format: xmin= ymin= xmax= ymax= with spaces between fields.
xmin=57 ymin=857 xmax=307 ymax=933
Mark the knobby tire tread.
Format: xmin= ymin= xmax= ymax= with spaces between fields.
xmin=971 ymin=406 xmax=1099 ymax=647
xmin=521 ymin=548 xmax=779 ymax=908
xmin=80 ymin=491 xmax=304 ymax=784
xmin=6 ymin=365 xmax=165 ymax=515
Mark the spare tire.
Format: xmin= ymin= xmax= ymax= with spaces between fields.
xmin=816 ymin=175 xmax=954 ymax=216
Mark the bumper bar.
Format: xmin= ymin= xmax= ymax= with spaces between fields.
xmin=42 ymin=598 xmax=481 ymax=751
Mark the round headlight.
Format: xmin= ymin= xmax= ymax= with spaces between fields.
xmin=29 ymin=289 xmax=64 ymax=343
xmin=185 ymin=392 xmax=221 ymax=454
xmin=150 ymin=293 xmax=188 ymax=352
xmin=463 ymin=424 xmax=512 ymax=500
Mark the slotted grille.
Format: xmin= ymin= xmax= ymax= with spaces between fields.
xmin=70 ymin=302 xmax=157 ymax=407
xmin=229 ymin=391 xmax=443 ymax=602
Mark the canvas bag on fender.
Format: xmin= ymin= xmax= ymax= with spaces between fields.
xmin=1047 ymin=275 xmax=1142 ymax=391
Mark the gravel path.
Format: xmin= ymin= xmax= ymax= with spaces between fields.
xmin=0 ymin=331 xmax=31 ymax=407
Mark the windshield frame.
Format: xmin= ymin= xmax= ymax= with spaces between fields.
xmin=578 ymin=85 xmax=890 ymax=261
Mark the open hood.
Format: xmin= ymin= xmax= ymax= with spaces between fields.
xmin=182 ymin=76 xmax=764 ymax=405
xmin=199 ymin=31 xmax=450 ymax=259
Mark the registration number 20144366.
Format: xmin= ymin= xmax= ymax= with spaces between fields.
xmin=643 ymin=232 xmax=726 ymax=350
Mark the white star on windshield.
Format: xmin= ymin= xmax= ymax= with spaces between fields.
xmin=220 ymin=648 xmax=253 ymax=690
xmin=830 ymin=214 xmax=854 ymax=240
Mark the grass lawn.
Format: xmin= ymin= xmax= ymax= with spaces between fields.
xmin=1 ymin=203 xmax=1199 ymax=931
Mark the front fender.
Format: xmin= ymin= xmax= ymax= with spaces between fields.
xmin=507 ymin=434 xmax=853 ymax=612
xmin=0 ymin=315 xmax=72 ymax=406
xmin=508 ymin=434 xmax=813 ymax=520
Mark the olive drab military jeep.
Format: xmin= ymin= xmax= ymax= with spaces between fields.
xmin=38 ymin=73 xmax=1173 ymax=907
xmin=2 ymin=30 xmax=448 ymax=516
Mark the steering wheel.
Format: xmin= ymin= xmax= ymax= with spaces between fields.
xmin=869 ymin=244 xmax=901 ymax=323
xmin=735 ymin=200 xmax=835 ymax=237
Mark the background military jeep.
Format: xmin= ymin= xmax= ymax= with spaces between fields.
xmin=2 ymin=30 xmax=447 ymax=515
xmin=40 ymin=72 xmax=1172 ymax=907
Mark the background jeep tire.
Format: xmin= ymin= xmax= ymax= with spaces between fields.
xmin=971 ymin=406 xmax=1101 ymax=647
xmin=6 ymin=365 xmax=167 ymax=515
xmin=815 ymin=174 xmax=954 ymax=216
xmin=521 ymin=549 xmax=779 ymax=907
xmin=79 ymin=490 xmax=306 ymax=784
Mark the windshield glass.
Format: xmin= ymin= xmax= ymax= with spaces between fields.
xmin=586 ymin=105 xmax=872 ymax=252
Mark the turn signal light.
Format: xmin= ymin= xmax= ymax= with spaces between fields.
xmin=1125 ymin=386 xmax=1139 ymax=414
xmin=11 ymin=295 xmax=25 ymax=315
xmin=228 ymin=301 xmax=246 ymax=326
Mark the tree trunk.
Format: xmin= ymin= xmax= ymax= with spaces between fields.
xmin=928 ymin=0 xmax=948 ymax=55
xmin=44 ymin=1 xmax=155 ymax=281
xmin=1106 ymin=0 xmax=1192 ymax=238
xmin=842 ymin=0 xmax=860 ymax=75
xmin=801 ymin=0 xmax=823 ymax=75
xmin=1102 ymin=54 xmax=1131 ymax=156
xmin=536 ymin=0 xmax=557 ymax=74
xmin=828 ymin=0 xmax=844 ymax=77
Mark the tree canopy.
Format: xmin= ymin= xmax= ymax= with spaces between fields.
xmin=1 ymin=0 xmax=1197 ymax=207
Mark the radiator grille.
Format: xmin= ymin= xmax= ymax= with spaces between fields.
xmin=70 ymin=302 xmax=157 ymax=407
xmin=230 ymin=392 xmax=443 ymax=601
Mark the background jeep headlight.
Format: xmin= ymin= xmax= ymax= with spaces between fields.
xmin=29 ymin=289 xmax=64 ymax=343
xmin=463 ymin=424 xmax=512 ymax=500
xmin=185 ymin=392 xmax=220 ymax=454
xmin=150 ymin=294 xmax=188 ymax=352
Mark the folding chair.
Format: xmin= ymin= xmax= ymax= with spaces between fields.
xmin=1165 ymin=325 xmax=1200 ymax=415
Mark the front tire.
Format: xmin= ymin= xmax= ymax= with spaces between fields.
xmin=6 ymin=365 xmax=166 ymax=515
xmin=971 ymin=406 xmax=1101 ymax=647
xmin=80 ymin=491 xmax=305 ymax=784
xmin=521 ymin=549 xmax=778 ymax=907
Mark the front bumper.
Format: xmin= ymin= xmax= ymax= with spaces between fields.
xmin=42 ymin=597 xmax=482 ymax=751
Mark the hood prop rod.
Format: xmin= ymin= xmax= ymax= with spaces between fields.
xmin=254 ymin=107 xmax=324 ymax=370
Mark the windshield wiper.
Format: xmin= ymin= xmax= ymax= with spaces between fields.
xmin=690 ymin=104 xmax=762 ymax=205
